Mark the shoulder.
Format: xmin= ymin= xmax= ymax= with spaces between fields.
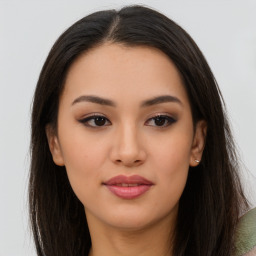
xmin=235 ymin=207 xmax=256 ymax=256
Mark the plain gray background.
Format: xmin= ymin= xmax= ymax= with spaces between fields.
xmin=0 ymin=1 xmax=256 ymax=255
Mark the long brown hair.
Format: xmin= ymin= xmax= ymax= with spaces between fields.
xmin=29 ymin=5 xmax=248 ymax=256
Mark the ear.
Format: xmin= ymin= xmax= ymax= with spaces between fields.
xmin=45 ymin=125 xmax=65 ymax=166
xmin=189 ymin=120 xmax=207 ymax=167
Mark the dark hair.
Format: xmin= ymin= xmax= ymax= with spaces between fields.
xmin=29 ymin=5 xmax=248 ymax=256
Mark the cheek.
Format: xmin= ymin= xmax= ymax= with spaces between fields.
xmin=150 ymin=128 xmax=193 ymax=201
xmin=58 ymin=126 xmax=109 ymax=202
xmin=153 ymin=129 xmax=193 ymax=173
xmin=59 ymin=121 xmax=109 ymax=168
xmin=155 ymin=143 xmax=190 ymax=194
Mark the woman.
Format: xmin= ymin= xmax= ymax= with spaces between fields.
xmin=29 ymin=5 xmax=254 ymax=256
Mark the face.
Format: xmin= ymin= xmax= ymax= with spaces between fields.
xmin=47 ymin=44 xmax=206 ymax=231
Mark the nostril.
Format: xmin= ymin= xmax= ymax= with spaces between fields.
xmin=115 ymin=159 xmax=142 ymax=166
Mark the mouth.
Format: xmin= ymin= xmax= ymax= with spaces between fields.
xmin=103 ymin=175 xmax=154 ymax=199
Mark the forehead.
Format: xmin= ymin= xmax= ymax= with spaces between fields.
xmin=62 ymin=43 xmax=190 ymax=108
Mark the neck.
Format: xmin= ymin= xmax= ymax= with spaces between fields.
xmin=86 ymin=211 xmax=176 ymax=256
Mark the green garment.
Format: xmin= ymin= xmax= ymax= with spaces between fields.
xmin=235 ymin=207 xmax=256 ymax=256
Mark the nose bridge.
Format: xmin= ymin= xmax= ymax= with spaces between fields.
xmin=111 ymin=120 xmax=146 ymax=166
xmin=119 ymin=122 xmax=138 ymax=151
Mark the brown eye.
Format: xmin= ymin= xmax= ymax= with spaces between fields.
xmin=145 ymin=115 xmax=176 ymax=127
xmin=79 ymin=115 xmax=111 ymax=127
xmin=154 ymin=116 xmax=166 ymax=126
xmin=93 ymin=116 xmax=107 ymax=126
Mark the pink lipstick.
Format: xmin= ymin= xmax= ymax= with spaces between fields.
xmin=103 ymin=175 xmax=153 ymax=199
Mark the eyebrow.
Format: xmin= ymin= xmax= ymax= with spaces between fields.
xmin=141 ymin=95 xmax=182 ymax=107
xmin=72 ymin=95 xmax=182 ymax=107
xmin=72 ymin=95 xmax=116 ymax=107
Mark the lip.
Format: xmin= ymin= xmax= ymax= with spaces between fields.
xmin=103 ymin=175 xmax=154 ymax=199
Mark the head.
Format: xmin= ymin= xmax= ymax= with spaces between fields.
xmin=30 ymin=5 xmax=248 ymax=256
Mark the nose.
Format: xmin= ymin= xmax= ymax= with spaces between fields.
xmin=110 ymin=124 xmax=147 ymax=167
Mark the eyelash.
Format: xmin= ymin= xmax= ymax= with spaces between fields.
xmin=79 ymin=114 xmax=177 ymax=128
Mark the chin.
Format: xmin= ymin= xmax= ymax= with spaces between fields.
xmin=108 ymin=217 xmax=157 ymax=231
xmin=99 ymin=206 xmax=176 ymax=232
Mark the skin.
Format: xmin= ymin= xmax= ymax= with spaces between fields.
xmin=46 ymin=43 xmax=207 ymax=256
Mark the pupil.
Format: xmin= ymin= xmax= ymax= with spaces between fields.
xmin=95 ymin=117 xmax=106 ymax=126
xmin=155 ymin=116 xmax=165 ymax=126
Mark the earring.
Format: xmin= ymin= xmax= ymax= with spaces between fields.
xmin=195 ymin=159 xmax=200 ymax=163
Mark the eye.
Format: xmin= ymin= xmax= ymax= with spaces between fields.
xmin=79 ymin=115 xmax=111 ymax=128
xmin=145 ymin=115 xmax=176 ymax=127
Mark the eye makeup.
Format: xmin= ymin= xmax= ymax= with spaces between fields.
xmin=78 ymin=113 xmax=177 ymax=129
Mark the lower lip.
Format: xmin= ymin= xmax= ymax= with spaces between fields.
xmin=105 ymin=185 xmax=152 ymax=199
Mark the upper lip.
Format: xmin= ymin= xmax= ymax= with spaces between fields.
xmin=103 ymin=175 xmax=154 ymax=185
